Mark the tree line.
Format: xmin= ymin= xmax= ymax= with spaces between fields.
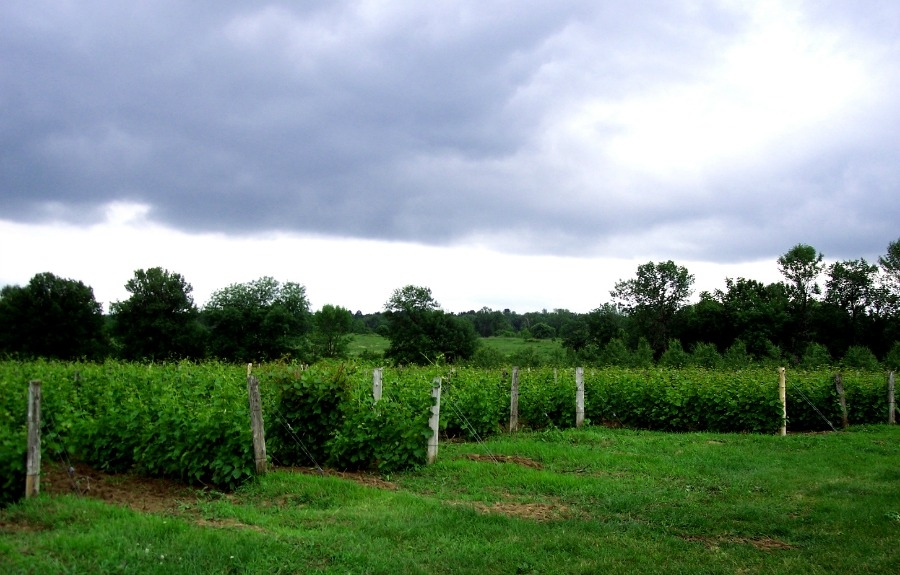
xmin=2 ymin=238 xmax=899 ymax=368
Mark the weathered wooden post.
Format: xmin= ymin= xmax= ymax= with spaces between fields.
xmin=427 ymin=377 xmax=442 ymax=464
xmin=575 ymin=367 xmax=585 ymax=428
xmin=779 ymin=367 xmax=787 ymax=436
xmin=246 ymin=364 xmax=267 ymax=475
xmin=834 ymin=373 xmax=848 ymax=429
xmin=509 ymin=367 xmax=519 ymax=432
xmin=373 ymin=368 xmax=383 ymax=402
xmin=889 ymin=372 xmax=896 ymax=425
xmin=26 ymin=380 xmax=41 ymax=498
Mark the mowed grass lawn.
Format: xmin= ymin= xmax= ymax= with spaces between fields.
xmin=2 ymin=426 xmax=899 ymax=574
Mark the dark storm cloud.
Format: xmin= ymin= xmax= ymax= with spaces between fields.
xmin=2 ymin=1 xmax=898 ymax=263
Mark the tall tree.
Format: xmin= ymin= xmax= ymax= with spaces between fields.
xmin=385 ymin=285 xmax=440 ymax=314
xmin=203 ymin=277 xmax=311 ymax=362
xmin=714 ymin=278 xmax=791 ymax=358
xmin=611 ymin=261 xmax=694 ymax=354
xmin=0 ymin=272 xmax=107 ymax=359
xmin=824 ymin=259 xmax=879 ymax=349
xmin=110 ymin=267 xmax=205 ymax=360
xmin=383 ymin=285 xmax=478 ymax=365
xmin=312 ymin=304 xmax=353 ymax=358
xmin=878 ymin=237 xmax=900 ymax=313
xmin=777 ymin=244 xmax=824 ymax=352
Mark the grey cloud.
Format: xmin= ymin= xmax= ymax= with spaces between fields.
xmin=2 ymin=1 xmax=898 ymax=264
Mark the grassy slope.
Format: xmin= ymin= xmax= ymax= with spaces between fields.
xmin=2 ymin=426 xmax=899 ymax=574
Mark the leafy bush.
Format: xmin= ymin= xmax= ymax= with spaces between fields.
xmin=691 ymin=342 xmax=723 ymax=369
xmin=842 ymin=346 xmax=880 ymax=371
xmin=267 ymin=364 xmax=350 ymax=467
xmin=659 ymin=339 xmax=690 ymax=368
xmin=0 ymin=429 xmax=26 ymax=507
xmin=327 ymin=396 xmax=431 ymax=472
xmin=801 ymin=343 xmax=833 ymax=369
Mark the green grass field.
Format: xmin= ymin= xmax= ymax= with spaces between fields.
xmin=348 ymin=334 xmax=564 ymax=362
xmin=479 ymin=336 xmax=564 ymax=357
xmin=347 ymin=333 xmax=391 ymax=356
xmin=2 ymin=425 xmax=898 ymax=574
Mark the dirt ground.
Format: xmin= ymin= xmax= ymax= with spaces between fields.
xmin=39 ymin=460 xmax=200 ymax=514
xmin=31 ymin=457 xmax=566 ymax=523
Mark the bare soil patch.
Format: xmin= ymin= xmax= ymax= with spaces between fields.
xmin=273 ymin=465 xmax=399 ymax=490
xmin=39 ymin=460 xmax=203 ymax=514
xmin=445 ymin=499 xmax=570 ymax=521
xmin=463 ymin=454 xmax=543 ymax=469
xmin=681 ymin=534 xmax=797 ymax=551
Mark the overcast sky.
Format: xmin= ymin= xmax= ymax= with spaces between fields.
xmin=2 ymin=1 xmax=898 ymax=313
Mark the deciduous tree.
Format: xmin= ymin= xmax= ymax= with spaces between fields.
xmin=0 ymin=272 xmax=107 ymax=359
xmin=312 ymin=304 xmax=353 ymax=358
xmin=611 ymin=261 xmax=694 ymax=354
xmin=203 ymin=277 xmax=310 ymax=362
xmin=383 ymin=285 xmax=478 ymax=365
xmin=110 ymin=267 xmax=205 ymax=360
xmin=777 ymin=244 xmax=824 ymax=352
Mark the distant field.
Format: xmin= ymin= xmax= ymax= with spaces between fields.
xmin=347 ymin=333 xmax=390 ymax=356
xmin=348 ymin=334 xmax=564 ymax=360
xmin=479 ymin=336 xmax=564 ymax=357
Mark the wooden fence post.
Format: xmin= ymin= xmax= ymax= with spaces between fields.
xmin=834 ymin=373 xmax=848 ymax=429
xmin=889 ymin=372 xmax=896 ymax=425
xmin=427 ymin=377 xmax=442 ymax=464
xmin=779 ymin=367 xmax=787 ymax=436
xmin=509 ymin=367 xmax=519 ymax=432
xmin=373 ymin=368 xmax=383 ymax=402
xmin=575 ymin=367 xmax=585 ymax=428
xmin=246 ymin=364 xmax=267 ymax=475
xmin=26 ymin=380 xmax=41 ymax=498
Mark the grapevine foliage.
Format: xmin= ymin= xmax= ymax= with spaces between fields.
xmin=0 ymin=360 xmax=894 ymax=508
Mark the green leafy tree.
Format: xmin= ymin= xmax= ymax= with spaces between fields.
xmin=715 ymin=278 xmax=791 ymax=358
xmin=878 ymin=237 xmax=900 ymax=313
xmin=0 ymin=272 xmax=107 ymax=359
xmin=203 ymin=277 xmax=311 ymax=362
xmin=469 ymin=306 xmax=512 ymax=337
xmin=559 ymin=316 xmax=592 ymax=355
xmin=611 ymin=261 xmax=694 ymax=354
xmin=530 ymin=322 xmax=555 ymax=339
xmin=385 ymin=285 xmax=440 ymax=314
xmin=777 ymin=244 xmax=824 ymax=352
xmin=110 ymin=267 xmax=205 ymax=360
xmin=383 ymin=285 xmax=479 ymax=365
xmin=559 ymin=304 xmax=627 ymax=359
xmin=823 ymin=258 xmax=880 ymax=352
xmin=312 ymin=304 xmax=353 ymax=358
xmin=825 ymin=259 xmax=879 ymax=321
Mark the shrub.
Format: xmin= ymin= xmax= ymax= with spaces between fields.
xmin=842 ymin=346 xmax=880 ymax=371
xmin=691 ymin=342 xmax=723 ymax=369
xmin=801 ymin=343 xmax=832 ymax=369
xmin=268 ymin=364 xmax=350 ymax=467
